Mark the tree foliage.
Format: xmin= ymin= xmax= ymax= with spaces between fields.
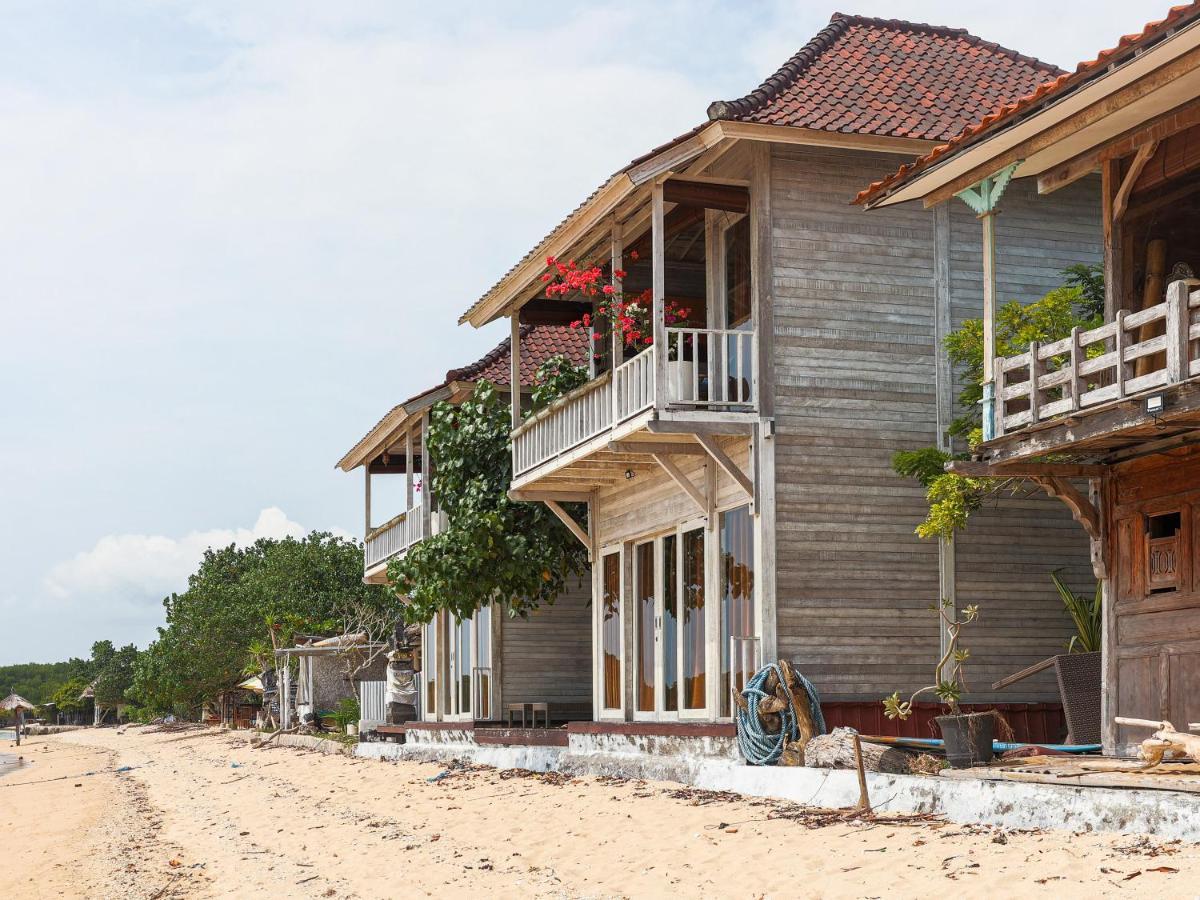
xmin=129 ymin=533 xmax=391 ymax=715
xmin=387 ymin=361 xmax=591 ymax=625
xmin=893 ymin=266 xmax=1103 ymax=540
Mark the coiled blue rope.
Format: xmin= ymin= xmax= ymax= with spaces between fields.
xmin=735 ymin=662 xmax=826 ymax=766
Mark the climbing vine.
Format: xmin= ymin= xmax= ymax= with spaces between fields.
xmin=894 ymin=265 xmax=1103 ymax=539
xmin=387 ymin=357 xmax=591 ymax=624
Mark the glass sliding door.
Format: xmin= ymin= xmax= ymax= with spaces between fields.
xmin=634 ymin=541 xmax=656 ymax=714
xmin=474 ymin=605 xmax=492 ymax=720
xmin=600 ymin=550 xmax=623 ymax=714
xmin=680 ymin=525 xmax=707 ymax=714
xmin=447 ymin=608 xmax=493 ymax=721
xmin=720 ymin=505 xmax=756 ymax=716
xmin=662 ymin=534 xmax=679 ymax=713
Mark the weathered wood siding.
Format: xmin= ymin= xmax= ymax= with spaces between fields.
xmin=769 ymin=143 xmax=1100 ymax=703
xmin=948 ymin=177 xmax=1102 ymax=700
xmin=499 ymin=573 xmax=592 ymax=713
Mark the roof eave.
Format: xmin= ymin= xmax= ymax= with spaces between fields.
xmin=335 ymin=381 xmax=465 ymax=473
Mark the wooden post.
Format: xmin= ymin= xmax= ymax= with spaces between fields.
xmin=980 ymin=209 xmax=999 ymax=441
xmin=420 ymin=412 xmax=432 ymax=536
xmin=652 ymin=179 xmax=667 ymax=413
xmin=510 ymin=313 xmax=522 ymax=430
xmin=363 ymin=466 xmax=372 ymax=539
xmin=610 ymin=217 xmax=623 ymax=423
xmin=1027 ymin=340 xmax=1041 ymax=424
xmin=405 ymin=427 xmax=414 ymax=512
xmin=15 ymin=707 xmax=21 ymax=747
xmin=1165 ymin=279 xmax=1189 ymax=384
xmin=852 ymin=734 xmax=870 ymax=814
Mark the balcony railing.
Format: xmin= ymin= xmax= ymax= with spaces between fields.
xmin=996 ymin=280 xmax=1200 ymax=435
xmin=513 ymin=326 xmax=759 ymax=478
xmin=364 ymin=507 xmax=447 ymax=570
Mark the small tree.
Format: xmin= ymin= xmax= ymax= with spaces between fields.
xmin=883 ymin=600 xmax=978 ymax=720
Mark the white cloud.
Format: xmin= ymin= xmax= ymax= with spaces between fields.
xmin=43 ymin=507 xmax=320 ymax=604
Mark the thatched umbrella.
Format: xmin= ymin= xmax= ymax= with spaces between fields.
xmin=1 ymin=693 xmax=35 ymax=747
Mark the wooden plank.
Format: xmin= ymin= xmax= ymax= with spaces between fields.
xmin=990 ymin=655 xmax=1056 ymax=691
xmin=1037 ymin=152 xmax=1099 ymax=195
xmin=652 ymin=179 xmax=667 ymax=413
xmin=947 ymin=461 xmax=1108 ymax=477
xmin=607 ymin=441 xmax=707 ymax=455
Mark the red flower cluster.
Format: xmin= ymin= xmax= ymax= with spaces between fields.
xmin=545 ymin=256 xmax=689 ymax=361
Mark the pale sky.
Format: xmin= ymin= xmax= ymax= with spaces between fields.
xmin=0 ymin=1 xmax=1169 ymax=664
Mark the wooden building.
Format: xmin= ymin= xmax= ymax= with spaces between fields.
xmin=337 ymin=325 xmax=594 ymax=724
xmin=859 ymin=3 xmax=1200 ymax=754
xmin=459 ymin=15 xmax=1102 ymax=732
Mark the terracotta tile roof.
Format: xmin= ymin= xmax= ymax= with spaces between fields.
xmin=445 ymin=323 xmax=589 ymax=387
xmin=707 ymin=13 xmax=1062 ymax=142
xmin=462 ymin=14 xmax=1064 ymax=326
xmin=855 ymin=3 xmax=1200 ymax=205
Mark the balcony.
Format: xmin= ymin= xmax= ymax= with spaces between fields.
xmin=364 ymin=506 xmax=447 ymax=577
xmin=995 ymin=281 xmax=1200 ymax=436
xmin=512 ymin=327 xmax=757 ymax=487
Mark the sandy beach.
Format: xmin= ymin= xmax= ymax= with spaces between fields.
xmin=2 ymin=728 xmax=1199 ymax=898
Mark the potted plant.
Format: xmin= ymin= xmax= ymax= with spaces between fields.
xmin=1050 ymin=570 xmax=1102 ymax=744
xmin=331 ymin=697 xmax=361 ymax=737
xmin=883 ymin=600 xmax=993 ymax=768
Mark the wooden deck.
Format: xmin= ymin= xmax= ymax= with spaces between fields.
xmin=942 ymin=754 xmax=1200 ymax=795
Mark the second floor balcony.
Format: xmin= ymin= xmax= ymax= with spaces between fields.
xmin=364 ymin=505 xmax=448 ymax=576
xmin=511 ymin=326 xmax=758 ymax=489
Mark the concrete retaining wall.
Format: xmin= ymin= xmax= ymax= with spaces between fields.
xmin=352 ymin=733 xmax=1200 ymax=842
xmin=271 ymin=734 xmax=355 ymax=756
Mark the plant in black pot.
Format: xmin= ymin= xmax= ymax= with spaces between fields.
xmin=1050 ymin=569 xmax=1103 ymax=744
xmin=882 ymin=600 xmax=993 ymax=768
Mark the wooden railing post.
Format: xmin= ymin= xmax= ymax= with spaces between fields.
xmin=995 ymin=357 xmax=1007 ymax=437
xmin=1068 ymin=325 xmax=1081 ymax=412
xmin=1166 ymin=279 xmax=1189 ymax=385
xmin=1114 ymin=309 xmax=1127 ymax=399
xmin=1027 ymin=340 xmax=1041 ymax=424
xmin=610 ymin=217 xmax=622 ymax=428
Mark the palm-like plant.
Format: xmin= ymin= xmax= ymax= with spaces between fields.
xmin=1050 ymin=569 xmax=1101 ymax=654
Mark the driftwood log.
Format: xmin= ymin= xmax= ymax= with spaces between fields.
xmin=1115 ymin=717 xmax=1200 ymax=769
xmin=803 ymin=727 xmax=930 ymax=775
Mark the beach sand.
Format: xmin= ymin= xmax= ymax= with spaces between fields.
xmin=3 ymin=727 xmax=1199 ymax=898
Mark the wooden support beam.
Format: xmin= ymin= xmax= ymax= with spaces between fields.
xmin=1112 ymin=140 xmax=1159 ymax=224
xmin=1032 ymin=476 xmax=1101 ymax=541
xmin=645 ymin=419 xmax=755 ymax=437
xmin=606 ymin=441 xmax=707 ymax=455
xmin=991 ymin=655 xmax=1056 ymax=691
xmin=544 ymin=499 xmax=591 ymax=558
xmin=510 ymin=314 xmax=522 ymax=430
xmin=652 ymin=453 xmax=708 ymax=515
xmin=946 ymin=461 xmax=1108 ymax=478
xmin=1037 ymin=152 xmax=1099 ymax=195
xmin=405 ymin=428 xmax=414 ymax=511
xmin=508 ymin=489 xmax=594 ymax=503
xmin=693 ymin=434 xmax=754 ymax=501
xmin=652 ymin=178 xmax=667 ymax=414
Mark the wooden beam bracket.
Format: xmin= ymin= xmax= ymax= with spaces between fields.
xmin=1031 ymin=476 xmax=1101 ymax=541
xmin=694 ymin=434 xmax=754 ymax=502
xmin=1112 ymin=140 xmax=1159 ymax=224
xmin=652 ymin=453 xmax=708 ymax=515
xmin=543 ymin=499 xmax=592 ymax=560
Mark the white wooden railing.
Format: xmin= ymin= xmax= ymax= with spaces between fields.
xmin=664 ymin=328 xmax=757 ymax=407
xmin=512 ymin=327 xmax=760 ymax=478
xmin=512 ymin=372 xmax=613 ymax=476
xmin=997 ymin=280 xmax=1200 ymax=435
xmin=614 ymin=345 xmax=656 ymax=420
xmin=364 ymin=507 xmax=447 ymax=569
xmin=359 ymin=680 xmax=386 ymax=730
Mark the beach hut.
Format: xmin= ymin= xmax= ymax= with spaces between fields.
xmin=1 ymin=693 xmax=36 ymax=747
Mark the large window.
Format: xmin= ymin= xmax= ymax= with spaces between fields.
xmin=662 ymin=534 xmax=679 ymax=713
xmin=448 ymin=608 xmax=492 ymax=721
xmin=601 ymin=551 xmax=623 ymax=711
xmin=720 ymin=505 xmax=756 ymax=716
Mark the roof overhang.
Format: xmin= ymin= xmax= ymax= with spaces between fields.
xmin=460 ymin=122 xmax=936 ymax=328
xmin=335 ymin=380 xmax=473 ymax=473
xmin=865 ymin=15 xmax=1200 ymax=209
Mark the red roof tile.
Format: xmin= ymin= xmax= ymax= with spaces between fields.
xmin=463 ymin=14 xmax=1066 ymax=326
xmin=707 ymin=13 xmax=1063 ymax=142
xmin=855 ymin=3 xmax=1200 ymax=205
xmin=444 ymin=323 xmax=589 ymax=387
